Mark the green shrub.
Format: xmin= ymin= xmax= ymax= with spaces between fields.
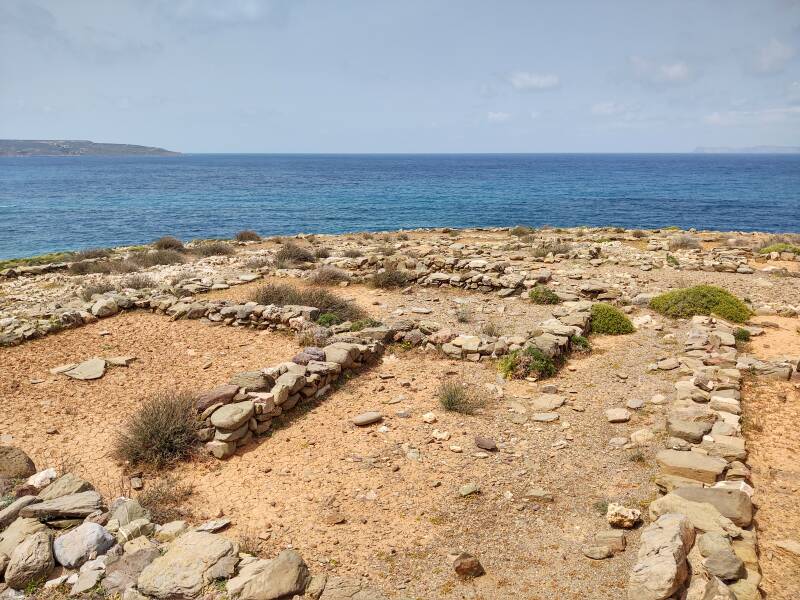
xmin=589 ymin=303 xmax=635 ymax=335
xmin=114 ymin=391 xmax=198 ymax=467
xmin=456 ymin=305 xmax=472 ymax=323
xmin=316 ymin=313 xmax=340 ymax=327
xmin=528 ymin=284 xmax=560 ymax=305
xmin=734 ymin=327 xmax=751 ymax=343
xmin=69 ymin=260 xmax=114 ymax=275
xmin=498 ymin=346 xmax=557 ymax=380
xmin=350 ymin=318 xmax=381 ymax=331
xmin=437 ymin=381 xmax=484 ymax=414
xmin=371 ymin=268 xmax=409 ymax=289
xmin=250 ymin=283 xmax=366 ymax=323
xmin=759 ymin=242 xmax=800 ymax=254
xmin=570 ymin=334 xmax=591 ymax=354
xmin=153 ymin=236 xmax=184 ymax=251
xmin=649 ymin=285 xmax=752 ymax=323
xmin=665 ymin=254 xmax=679 ymax=267
xmin=235 ymin=230 xmax=261 ymax=242
xmin=193 ymin=241 xmax=235 ymax=257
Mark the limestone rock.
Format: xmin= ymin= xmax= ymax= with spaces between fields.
xmin=704 ymin=548 xmax=745 ymax=581
xmin=673 ymin=486 xmax=752 ymax=527
xmin=63 ymin=358 xmax=106 ymax=380
xmin=656 ymin=449 xmax=727 ymax=485
xmin=21 ymin=491 xmax=103 ymax=521
xmin=226 ymin=549 xmax=310 ymax=600
xmin=53 ymin=522 xmax=114 ymax=569
xmin=5 ymin=531 xmax=54 ymax=590
xmin=111 ymin=498 xmax=150 ymax=527
xmin=196 ymin=384 xmax=240 ymax=412
xmin=0 ymin=446 xmax=36 ymax=479
xmin=0 ymin=518 xmax=47 ymax=558
xmin=0 ymin=497 xmax=38 ymax=531
xmin=606 ymin=408 xmax=632 ymax=423
xmin=607 ymin=503 xmax=642 ymax=529
xmin=37 ymin=473 xmax=94 ymax=501
xmin=649 ymin=493 xmax=741 ymax=537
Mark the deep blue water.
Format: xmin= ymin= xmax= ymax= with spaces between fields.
xmin=1 ymin=153 xmax=798 ymax=259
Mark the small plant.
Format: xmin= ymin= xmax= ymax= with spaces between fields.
xmin=510 ymin=225 xmax=534 ymax=237
xmin=74 ymin=248 xmax=112 ymax=260
xmin=69 ymin=260 xmax=115 ymax=275
xmin=250 ymin=283 xmax=366 ymax=322
xmin=528 ymin=284 xmax=560 ymax=305
xmin=137 ymin=476 xmax=193 ymax=523
xmin=531 ymin=242 xmax=572 ymax=257
xmin=309 ymin=266 xmax=350 ymax=286
xmin=314 ymin=247 xmax=331 ymax=259
xmin=570 ymin=335 xmax=591 ymax=354
xmin=481 ymin=321 xmax=502 ymax=337
xmin=629 ymin=451 xmax=646 ymax=464
xmin=193 ymin=241 xmax=235 ymax=257
xmin=343 ymin=249 xmax=363 ymax=258
xmin=154 ymin=236 xmax=184 ymax=251
xmin=498 ymin=346 xmax=557 ymax=380
xmin=371 ymin=268 xmax=409 ymax=289
xmin=593 ymin=499 xmax=609 ymax=515
xmin=122 ymin=274 xmax=156 ymax=290
xmin=244 ymin=256 xmax=272 ymax=270
xmin=734 ymin=327 xmax=751 ymax=343
xmin=665 ymin=254 xmax=679 ymax=267
xmin=397 ymin=233 xmax=410 ymax=241
xmin=758 ymin=242 xmax=800 ymax=254
xmin=113 ymin=391 xmax=199 ymax=468
xmin=589 ymin=303 xmax=635 ymax=335
xmin=275 ymin=242 xmax=315 ymax=264
xmin=316 ymin=313 xmax=340 ymax=327
xmin=437 ymin=381 xmax=484 ymax=414
xmin=130 ymin=249 xmax=185 ymax=267
xmin=668 ymin=235 xmax=701 ymax=250
xmin=649 ymin=285 xmax=752 ymax=323
xmin=455 ymin=305 xmax=472 ymax=323
xmin=350 ymin=318 xmax=381 ymax=331
xmin=235 ymin=230 xmax=261 ymax=242
xmin=79 ymin=281 xmax=116 ymax=301
xmin=236 ymin=528 xmax=263 ymax=556
xmin=631 ymin=230 xmax=647 ymax=239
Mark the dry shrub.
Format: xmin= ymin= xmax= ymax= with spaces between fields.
xmin=154 ymin=236 xmax=184 ymax=251
xmin=79 ymin=280 xmax=116 ymax=301
xmin=114 ymin=391 xmax=199 ymax=468
xmin=122 ymin=274 xmax=156 ymax=289
xmin=74 ymin=248 xmax=112 ymax=260
xmin=130 ymin=249 xmax=185 ymax=267
xmin=275 ymin=242 xmax=315 ymax=264
xmin=244 ymin=256 xmax=272 ymax=270
xmin=309 ymin=266 xmax=350 ymax=286
xmin=137 ymin=476 xmax=194 ymax=523
xmin=250 ymin=283 xmax=366 ymax=322
xmin=235 ymin=230 xmax=261 ymax=242
xmin=371 ymin=267 xmax=409 ymax=289
xmin=314 ymin=247 xmax=331 ymax=259
xmin=193 ymin=241 xmax=235 ymax=257
xmin=668 ymin=235 xmax=701 ymax=250
xmin=343 ymin=249 xmax=363 ymax=258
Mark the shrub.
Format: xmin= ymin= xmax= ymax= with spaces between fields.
xmin=371 ymin=268 xmax=409 ymax=289
xmin=734 ymin=327 xmax=751 ymax=343
xmin=570 ymin=334 xmax=591 ymax=354
xmin=137 ymin=477 xmax=193 ymax=523
xmin=668 ymin=235 xmax=701 ymax=250
xmin=114 ymin=391 xmax=199 ymax=468
xmin=69 ymin=260 xmax=114 ymax=275
xmin=498 ymin=346 xmax=557 ymax=380
xmin=350 ymin=318 xmax=381 ymax=331
xmin=377 ymin=245 xmax=395 ymax=256
xmin=250 ymin=283 xmax=366 ymax=323
xmin=235 ymin=230 xmax=261 ymax=242
xmin=343 ymin=249 xmax=363 ymax=258
xmin=317 ymin=313 xmax=340 ymax=327
xmin=275 ymin=242 xmax=314 ymax=264
xmin=631 ymin=230 xmax=647 ymax=239
xmin=122 ymin=274 xmax=156 ymax=290
xmin=310 ymin=266 xmax=350 ymax=286
xmin=79 ymin=281 xmax=116 ymax=301
xmin=666 ymin=254 xmax=679 ymax=267
xmin=528 ymin=284 xmax=560 ymax=305
xmin=193 ymin=241 xmax=235 ymax=257
xmin=759 ymin=242 xmax=800 ymax=254
xmin=397 ymin=233 xmax=410 ymax=241
xmin=437 ymin=381 xmax=484 ymax=414
xmin=74 ymin=248 xmax=111 ymax=260
xmin=154 ymin=236 xmax=184 ymax=251
xmin=649 ymin=285 xmax=752 ymax=323
xmin=589 ymin=303 xmax=635 ymax=335
xmin=244 ymin=256 xmax=272 ymax=270
xmin=531 ymin=242 xmax=571 ymax=257
xmin=481 ymin=321 xmax=502 ymax=337
xmin=130 ymin=249 xmax=185 ymax=267
xmin=455 ymin=305 xmax=472 ymax=323
xmin=314 ymin=247 xmax=331 ymax=259
xmin=510 ymin=225 xmax=534 ymax=237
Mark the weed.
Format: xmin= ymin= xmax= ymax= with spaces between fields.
xmin=437 ymin=381 xmax=484 ymax=414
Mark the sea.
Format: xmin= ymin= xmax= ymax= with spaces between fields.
xmin=1 ymin=153 xmax=799 ymax=260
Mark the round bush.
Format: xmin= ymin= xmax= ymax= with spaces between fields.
xmin=649 ymin=285 xmax=752 ymax=323
xmin=589 ymin=303 xmax=634 ymax=335
xmin=528 ymin=284 xmax=560 ymax=305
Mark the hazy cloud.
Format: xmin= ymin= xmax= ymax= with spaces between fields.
xmin=705 ymin=106 xmax=800 ymax=125
xmin=591 ymin=101 xmax=630 ymax=116
xmin=754 ymin=39 xmax=795 ymax=74
xmin=630 ymin=56 xmax=692 ymax=85
xmin=487 ymin=111 xmax=511 ymax=123
xmin=508 ymin=71 xmax=560 ymax=91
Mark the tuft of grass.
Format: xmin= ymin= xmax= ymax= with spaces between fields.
xmin=589 ymin=303 xmax=635 ymax=335
xmin=531 ymin=242 xmax=572 ymax=257
xmin=122 ymin=274 xmax=156 ymax=289
xmin=113 ymin=391 xmax=199 ymax=468
xmin=193 ymin=241 xmax=235 ymax=257
xmin=244 ymin=256 xmax=272 ymax=270
xmin=154 ymin=236 xmax=184 ymax=251
xmin=250 ymin=283 xmax=366 ymax=323
xmin=481 ymin=321 xmax=502 ymax=337
xmin=343 ymin=249 xmax=363 ymax=258
xmin=668 ymin=235 xmax=700 ymax=250
xmin=734 ymin=327 xmax=751 ymax=343
xmin=528 ymin=284 xmax=560 ymax=305
xmin=649 ymin=285 xmax=752 ymax=323
xmin=631 ymin=230 xmax=647 ymax=239
xmin=79 ymin=281 xmax=116 ymax=301
xmin=570 ymin=334 xmax=591 ymax=354
xmin=275 ymin=242 xmax=315 ymax=264
xmin=437 ymin=381 xmax=484 ymax=414
xmin=314 ymin=247 xmax=331 ymax=259
xmin=137 ymin=476 xmax=194 ymax=523
xmin=235 ymin=230 xmax=261 ymax=242
xmin=74 ymin=248 xmax=112 ymax=261
xmin=310 ymin=266 xmax=350 ymax=286
xmin=498 ymin=346 xmax=557 ymax=380
xmin=371 ymin=268 xmax=409 ymax=289
xmin=593 ymin=499 xmax=609 ymax=515
xmin=130 ymin=249 xmax=185 ymax=267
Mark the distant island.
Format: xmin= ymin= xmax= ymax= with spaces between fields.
xmin=693 ymin=145 xmax=800 ymax=154
xmin=0 ymin=139 xmax=179 ymax=157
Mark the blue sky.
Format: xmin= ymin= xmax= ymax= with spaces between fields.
xmin=1 ymin=0 xmax=799 ymax=152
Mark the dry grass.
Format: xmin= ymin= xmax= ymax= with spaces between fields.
xmin=121 ymin=274 xmax=157 ymax=289
xmin=275 ymin=242 xmax=315 ymax=264
xmin=137 ymin=476 xmax=194 ymax=523
xmin=437 ymin=381 xmax=484 ymax=414
xmin=309 ymin=265 xmax=350 ymax=286
xmin=193 ymin=241 xmax=235 ymax=257
xmin=153 ymin=236 xmax=184 ymax=251
xmin=250 ymin=283 xmax=366 ymax=323
xmin=235 ymin=230 xmax=261 ymax=242
xmin=371 ymin=268 xmax=410 ymax=289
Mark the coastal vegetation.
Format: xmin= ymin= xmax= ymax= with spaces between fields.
xmin=589 ymin=303 xmax=635 ymax=335
xmin=235 ymin=230 xmax=261 ymax=242
xmin=649 ymin=285 xmax=752 ymax=323
xmin=528 ymin=284 xmax=561 ymax=304
xmin=498 ymin=346 xmax=558 ymax=379
xmin=250 ymin=283 xmax=366 ymax=323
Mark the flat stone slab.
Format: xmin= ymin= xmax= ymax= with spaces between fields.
xmin=656 ymin=449 xmax=727 ymax=485
xmin=605 ymin=408 xmax=631 ymax=423
xmin=20 ymin=491 xmax=103 ymax=520
xmin=532 ymin=412 xmax=560 ymax=422
xmin=63 ymin=358 xmax=106 ymax=380
xmin=352 ymin=412 xmax=383 ymax=426
xmin=531 ymin=394 xmax=565 ymax=412
xmin=210 ymin=401 xmax=254 ymax=430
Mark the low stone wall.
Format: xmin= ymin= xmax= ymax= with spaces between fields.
xmin=626 ymin=317 xmax=795 ymax=599
xmin=196 ymin=340 xmax=384 ymax=459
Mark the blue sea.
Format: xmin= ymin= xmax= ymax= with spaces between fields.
xmin=1 ymin=153 xmax=799 ymax=260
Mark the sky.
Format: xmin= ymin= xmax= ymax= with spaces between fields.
xmin=1 ymin=0 xmax=799 ymax=153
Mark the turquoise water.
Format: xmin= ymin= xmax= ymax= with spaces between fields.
xmin=1 ymin=153 xmax=798 ymax=259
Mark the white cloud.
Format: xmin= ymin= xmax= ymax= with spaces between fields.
xmin=591 ymin=102 xmax=629 ymax=116
xmin=754 ymin=39 xmax=795 ymax=74
xmin=704 ymin=106 xmax=800 ymax=126
xmin=630 ymin=56 xmax=691 ymax=85
xmin=487 ymin=111 xmax=511 ymax=123
xmin=508 ymin=71 xmax=560 ymax=91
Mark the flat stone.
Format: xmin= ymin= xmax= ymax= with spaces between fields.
xmin=63 ymin=358 xmax=106 ymax=380
xmin=530 ymin=394 xmax=565 ymax=411
xmin=673 ymin=486 xmax=752 ymax=527
xmin=226 ymin=549 xmax=310 ymax=600
xmin=111 ymin=498 xmax=150 ymax=527
xmin=196 ymin=384 xmax=240 ymax=412
xmin=656 ymin=449 xmax=727 ymax=485
xmin=210 ymin=401 xmax=254 ymax=430
xmin=352 ymin=412 xmax=383 ymax=426
xmin=582 ymin=545 xmax=613 ymax=560
xmin=318 ymin=576 xmax=388 ymax=600
xmin=103 ymin=547 xmax=161 ymax=595
xmin=37 ymin=473 xmax=94 ymax=501
xmin=21 ymin=491 xmax=104 ymax=521
xmin=704 ymin=548 xmax=745 ymax=581
xmin=0 ymin=496 xmax=38 ymax=531
xmin=474 ymin=436 xmax=497 ymax=451
xmin=649 ymin=493 xmax=741 ymax=537
xmin=532 ymin=412 xmax=560 ymax=422
xmin=606 ymin=408 xmax=631 ymax=423
xmin=459 ymin=482 xmax=480 ymax=497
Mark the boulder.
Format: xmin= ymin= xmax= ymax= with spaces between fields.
xmin=37 ymin=473 xmax=94 ymax=501
xmin=137 ymin=531 xmax=238 ymax=599
xmin=0 ymin=518 xmax=47 ymax=557
xmin=226 ymin=549 xmax=310 ymax=600
xmin=704 ymin=548 xmax=745 ymax=581
xmin=0 ymin=446 xmax=36 ymax=479
xmin=4 ymin=531 xmax=54 ymax=590
xmin=91 ymin=297 xmax=119 ymax=317
xmin=673 ymin=486 xmax=752 ymax=527
xmin=628 ymin=514 xmax=694 ymax=600
xmin=53 ymin=522 xmax=114 ymax=569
